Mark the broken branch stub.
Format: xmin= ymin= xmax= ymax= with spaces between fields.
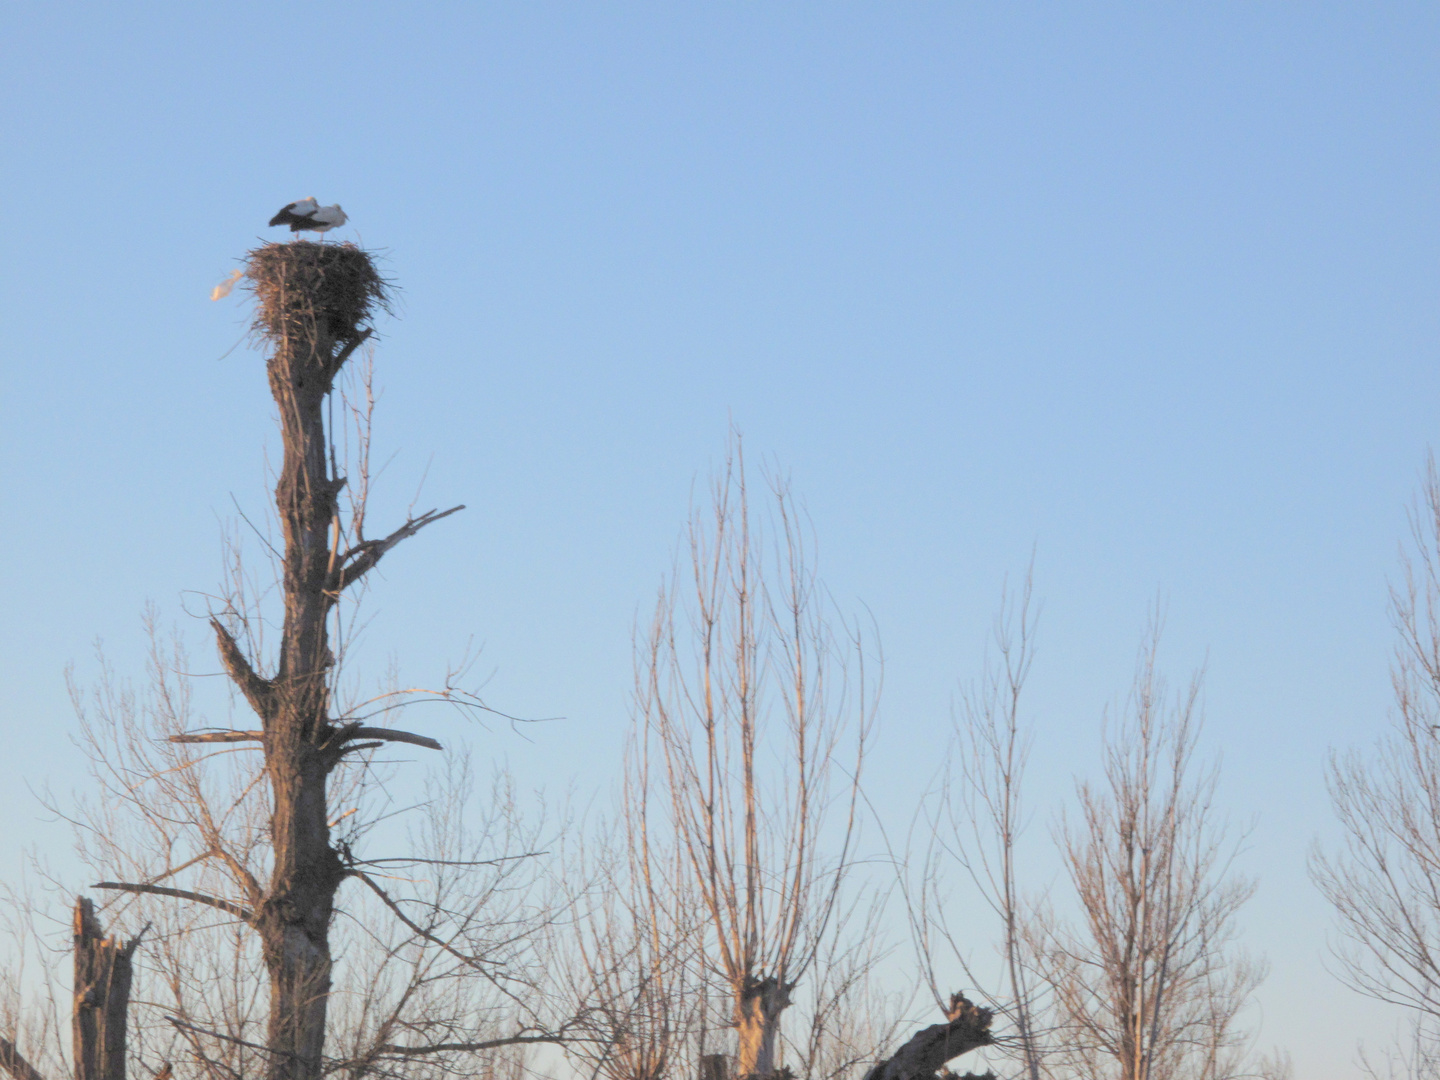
xmin=863 ymin=993 xmax=995 ymax=1080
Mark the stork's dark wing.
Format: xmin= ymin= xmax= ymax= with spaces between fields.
xmin=268 ymin=202 xmax=319 ymax=227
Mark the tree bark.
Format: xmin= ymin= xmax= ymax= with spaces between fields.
xmin=252 ymin=254 xmax=350 ymax=1080
xmin=73 ymin=897 xmax=140 ymax=1080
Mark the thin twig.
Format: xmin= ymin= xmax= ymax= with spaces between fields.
xmin=165 ymin=1016 xmax=286 ymax=1059
xmin=352 ymin=870 xmax=498 ymax=968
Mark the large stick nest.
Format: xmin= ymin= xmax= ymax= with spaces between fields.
xmin=246 ymin=241 xmax=392 ymax=348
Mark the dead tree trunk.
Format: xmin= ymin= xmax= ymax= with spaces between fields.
xmin=72 ymin=897 xmax=140 ymax=1080
xmin=205 ymin=243 xmax=453 ymax=1080
xmin=248 ymin=244 xmax=354 ymax=1080
xmin=0 ymin=898 xmax=140 ymax=1080
xmin=863 ymin=994 xmax=995 ymax=1080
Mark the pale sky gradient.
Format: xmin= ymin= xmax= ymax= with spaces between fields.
xmin=1 ymin=6 xmax=1437 ymax=1078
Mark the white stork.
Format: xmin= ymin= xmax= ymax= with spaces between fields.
xmin=268 ymin=198 xmax=348 ymax=236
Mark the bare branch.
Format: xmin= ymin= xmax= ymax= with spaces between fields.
xmin=1314 ymin=457 xmax=1440 ymax=1042
xmin=327 ymin=506 xmax=464 ymax=596
xmin=209 ymin=618 xmax=273 ymax=722
xmin=165 ymin=1017 xmax=283 ymax=1058
xmin=331 ymin=327 xmax=373 ymax=369
xmin=93 ymin=882 xmax=253 ymax=924
xmin=338 ymin=725 xmax=442 ymax=752
xmin=375 ymin=1034 xmax=566 ymax=1057
xmin=355 ymin=854 xmax=544 ymax=868
xmin=35 ymin=249 xmax=565 ymax=1080
xmin=906 ymin=570 xmax=1046 ymax=1080
xmin=625 ymin=433 xmax=880 ymax=1079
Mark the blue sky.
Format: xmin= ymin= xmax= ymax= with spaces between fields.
xmin=1 ymin=5 xmax=1437 ymax=1076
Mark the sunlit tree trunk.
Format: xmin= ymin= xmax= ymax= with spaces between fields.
xmin=734 ymin=977 xmax=790 ymax=1077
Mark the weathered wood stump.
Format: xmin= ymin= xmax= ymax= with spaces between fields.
xmin=864 ymin=993 xmax=995 ymax=1080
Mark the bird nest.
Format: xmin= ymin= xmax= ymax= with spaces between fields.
xmin=246 ymin=241 xmax=391 ymax=349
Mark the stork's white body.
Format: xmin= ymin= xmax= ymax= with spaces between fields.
xmin=306 ymin=204 xmax=347 ymax=231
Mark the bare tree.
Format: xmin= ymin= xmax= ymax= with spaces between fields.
xmin=904 ymin=574 xmax=1045 ymax=1080
xmin=1313 ymin=459 xmax=1440 ymax=1060
xmin=4 ymin=241 xmax=568 ymax=1080
xmin=1030 ymin=631 xmax=1262 ymax=1080
xmin=632 ymin=439 xmax=878 ymax=1079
